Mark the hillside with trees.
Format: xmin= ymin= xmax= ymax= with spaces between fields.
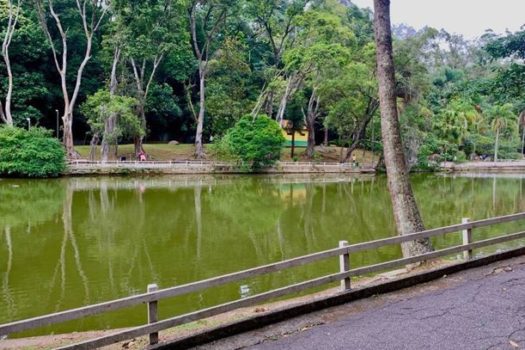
xmin=0 ymin=0 xmax=523 ymax=166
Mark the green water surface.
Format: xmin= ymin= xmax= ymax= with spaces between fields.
xmin=1 ymin=173 xmax=525 ymax=336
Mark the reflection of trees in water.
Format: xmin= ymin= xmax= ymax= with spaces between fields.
xmin=206 ymin=178 xmax=285 ymax=266
xmin=414 ymin=175 xmax=525 ymax=227
xmin=414 ymin=174 xmax=525 ymax=250
xmin=5 ymin=175 xmax=525 ymax=328
xmin=0 ymin=181 xmax=64 ymax=320
xmin=49 ymin=185 xmax=91 ymax=311
xmin=0 ymin=180 xmax=65 ymax=229
xmin=2 ymin=226 xmax=15 ymax=320
xmin=79 ymin=180 xmax=162 ymax=296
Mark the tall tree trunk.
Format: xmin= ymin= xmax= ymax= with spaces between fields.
xmin=323 ymin=126 xmax=328 ymax=146
xmin=1 ymin=0 xmax=20 ymax=126
xmin=306 ymin=118 xmax=315 ymax=159
xmin=102 ymin=47 xmax=120 ymax=162
xmin=134 ymin=105 xmax=146 ymax=157
xmin=494 ymin=128 xmax=500 ymax=162
xmin=373 ymin=0 xmax=432 ymax=257
xmin=194 ymin=66 xmax=206 ymax=159
xmin=89 ymin=133 xmax=99 ymax=161
xmin=130 ymin=56 xmax=163 ymax=158
xmin=36 ymin=0 xmax=106 ymax=159
xmin=521 ymin=126 xmax=525 ymax=155
xmin=291 ymin=131 xmax=295 ymax=158
xmin=305 ymin=90 xmax=320 ymax=159
xmin=62 ymin=114 xmax=76 ymax=158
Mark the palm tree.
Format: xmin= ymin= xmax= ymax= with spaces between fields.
xmin=488 ymin=104 xmax=516 ymax=161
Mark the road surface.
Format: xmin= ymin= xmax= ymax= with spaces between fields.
xmin=199 ymin=255 xmax=525 ymax=350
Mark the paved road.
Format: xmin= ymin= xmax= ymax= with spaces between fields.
xmin=199 ymin=256 xmax=525 ymax=350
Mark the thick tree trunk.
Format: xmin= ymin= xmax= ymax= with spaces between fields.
xmin=194 ymin=68 xmax=206 ymax=159
xmin=89 ymin=133 xmax=99 ymax=161
xmin=102 ymin=47 xmax=120 ymax=162
xmin=306 ymin=120 xmax=315 ymax=159
xmin=62 ymin=114 xmax=77 ymax=159
xmin=134 ymin=105 xmax=146 ymax=157
xmin=373 ymin=0 xmax=432 ymax=257
xmin=101 ymin=116 xmax=116 ymax=162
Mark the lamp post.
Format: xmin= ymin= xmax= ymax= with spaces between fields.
xmin=55 ymin=109 xmax=60 ymax=139
xmin=26 ymin=118 xmax=31 ymax=130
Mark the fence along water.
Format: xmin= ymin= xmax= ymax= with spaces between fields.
xmin=1 ymin=212 xmax=525 ymax=349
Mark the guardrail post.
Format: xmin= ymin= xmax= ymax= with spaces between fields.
xmin=462 ymin=218 xmax=473 ymax=260
xmin=147 ymin=283 xmax=159 ymax=345
xmin=339 ymin=240 xmax=351 ymax=291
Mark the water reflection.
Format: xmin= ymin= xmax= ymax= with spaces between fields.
xmin=1 ymin=173 xmax=525 ymax=336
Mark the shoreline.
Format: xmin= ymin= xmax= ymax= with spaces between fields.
xmin=440 ymin=160 xmax=525 ymax=172
xmin=65 ymin=160 xmax=377 ymax=176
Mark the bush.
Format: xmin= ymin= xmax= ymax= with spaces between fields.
xmin=0 ymin=127 xmax=66 ymax=177
xmin=223 ymin=115 xmax=285 ymax=169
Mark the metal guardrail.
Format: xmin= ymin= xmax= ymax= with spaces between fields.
xmin=2 ymin=212 xmax=525 ymax=349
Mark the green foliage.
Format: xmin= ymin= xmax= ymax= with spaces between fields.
xmin=223 ymin=115 xmax=285 ymax=169
xmin=207 ymin=37 xmax=255 ymax=136
xmin=0 ymin=1 xmax=49 ymax=125
xmin=0 ymin=127 xmax=65 ymax=177
xmin=81 ymin=90 xmax=142 ymax=142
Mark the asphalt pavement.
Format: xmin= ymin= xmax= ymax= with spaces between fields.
xmin=198 ymin=255 xmax=525 ymax=350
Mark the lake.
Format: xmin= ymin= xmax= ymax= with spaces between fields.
xmin=1 ymin=173 xmax=525 ymax=336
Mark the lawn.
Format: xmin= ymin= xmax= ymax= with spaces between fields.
xmin=75 ymin=143 xmax=379 ymax=164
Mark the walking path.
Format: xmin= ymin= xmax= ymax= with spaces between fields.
xmin=199 ymin=255 xmax=525 ymax=350
xmin=441 ymin=160 xmax=525 ymax=172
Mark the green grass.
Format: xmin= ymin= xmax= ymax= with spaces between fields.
xmin=76 ymin=144 xmax=203 ymax=161
xmin=75 ymin=143 xmax=378 ymax=164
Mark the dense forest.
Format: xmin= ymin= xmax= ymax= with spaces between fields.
xmin=0 ymin=0 xmax=524 ymax=164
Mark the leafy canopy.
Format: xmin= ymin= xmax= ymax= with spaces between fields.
xmin=0 ymin=126 xmax=65 ymax=177
xmin=223 ymin=115 xmax=285 ymax=169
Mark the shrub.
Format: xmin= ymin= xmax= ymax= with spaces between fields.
xmin=224 ymin=115 xmax=285 ymax=169
xmin=0 ymin=126 xmax=66 ymax=177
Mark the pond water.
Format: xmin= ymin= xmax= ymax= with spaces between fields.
xmin=1 ymin=173 xmax=525 ymax=337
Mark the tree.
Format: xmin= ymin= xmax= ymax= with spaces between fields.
xmin=35 ymin=0 xmax=107 ymax=158
xmin=282 ymin=8 xmax=355 ymax=159
xmin=81 ymin=90 xmax=141 ymax=161
xmin=189 ymin=0 xmax=236 ymax=159
xmin=206 ymin=37 xmax=255 ymax=137
xmin=0 ymin=0 xmax=21 ymax=126
xmin=487 ymin=104 xmax=516 ymax=161
xmin=247 ymin=0 xmax=306 ymax=118
xmin=323 ymin=59 xmax=378 ymax=162
xmin=373 ymin=0 xmax=432 ymax=257
xmin=113 ymin=0 xmax=186 ymax=156
xmin=223 ymin=114 xmax=285 ymax=169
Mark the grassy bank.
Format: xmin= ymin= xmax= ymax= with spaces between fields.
xmin=75 ymin=144 xmax=379 ymax=164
